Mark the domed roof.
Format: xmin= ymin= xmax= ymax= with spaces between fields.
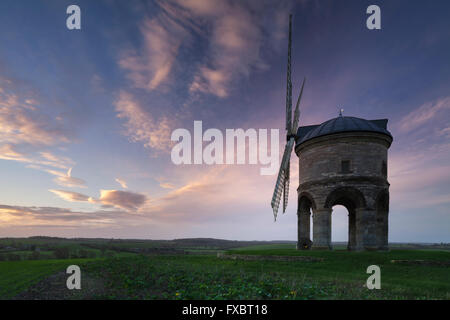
xmin=296 ymin=116 xmax=392 ymax=145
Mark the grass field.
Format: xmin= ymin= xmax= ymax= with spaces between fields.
xmin=0 ymin=258 xmax=96 ymax=299
xmin=0 ymin=242 xmax=448 ymax=300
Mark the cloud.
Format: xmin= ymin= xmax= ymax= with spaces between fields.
xmin=46 ymin=167 xmax=86 ymax=188
xmin=0 ymin=87 xmax=70 ymax=146
xmin=142 ymin=165 xmax=277 ymax=223
xmin=0 ymin=79 xmax=78 ymax=189
xmin=0 ymin=204 xmax=137 ymax=228
xmin=115 ymin=178 xmax=128 ymax=189
xmin=159 ymin=182 xmax=175 ymax=189
xmin=187 ymin=6 xmax=268 ymax=97
xmin=118 ymin=14 xmax=188 ymax=91
xmin=118 ymin=0 xmax=292 ymax=97
xmin=114 ymin=91 xmax=174 ymax=152
xmin=398 ymin=96 xmax=450 ymax=133
xmin=0 ymin=144 xmax=74 ymax=170
xmin=49 ymin=187 xmax=148 ymax=212
xmin=98 ymin=190 xmax=148 ymax=211
xmin=49 ymin=189 xmax=92 ymax=202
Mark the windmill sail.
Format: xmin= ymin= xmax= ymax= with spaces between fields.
xmin=270 ymin=14 xmax=306 ymax=220
xmin=271 ymin=136 xmax=295 ymax=220
xmin=292 ymin=78 xmax=305 ymax=135
xmin=282 ymin=158 xmax=290 ymax=213
xmin=285 ymin=15 xmax=292 ymax=131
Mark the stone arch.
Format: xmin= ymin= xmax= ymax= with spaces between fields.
xmin=324 ymin=187 xmax=366 ymax=251
xmin=376 ymin=189 xmax=389 ymax=250
xmin=324 ymin=186 xmax=367 ymax=209
xmin=298 ymin=191 xmax=316 ymax=210
xmin=297 ymin=192 xmax=315 ymax=250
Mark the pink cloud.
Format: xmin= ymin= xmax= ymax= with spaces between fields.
xmin=114 ymin=91 xmax=175 ymax=152
xmin=398 ymin=96 xmax=450 ymax=133
xmin=48 ymin=187 xmax=148 ymax=212
xmin=118 ymin=15 xmax=187 ymax=91
xmin=0 ymin=88 xmax=70 ymax=146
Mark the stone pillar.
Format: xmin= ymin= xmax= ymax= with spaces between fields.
xmin=377 ymin=211 xmax=389 ymax=251
xmin=312 ymin=208 xmax=332 ymax=250
xmin=297 ymin=210 xmax=311 ymax=250
xmin=355 ymin=208 xmax=377 ymax=251
xmin=348 ymin=208 xmax=357 ymax=251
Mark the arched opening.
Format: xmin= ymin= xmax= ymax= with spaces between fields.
xmin=325 ymin=187 xmax=366 ymax=251
xmin=297 ymin=192 xmax=315 ymax=250
xmin=331 ymin=205 xmax=348 ymax=250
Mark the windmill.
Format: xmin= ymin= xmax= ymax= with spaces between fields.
xmin=271 ymin=15 xmax=306 ymax=221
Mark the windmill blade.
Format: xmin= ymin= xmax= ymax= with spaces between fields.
xmin=271 ymin=165 xmax=285 ymax=221
xmin=291 ymin=78 xmax=306 ymax=135
xmin=285 ymin=14 xmax=293 ymax=132
xmin=283 ymin=158 xmax=290 ymax=213
xmin=271 ymin=137 xmax=295 ymax=220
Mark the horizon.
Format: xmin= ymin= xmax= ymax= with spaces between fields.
xmin=0 ymin=236 xmax=449 ymax=245
xmin=0 ymin=0 xmax=449 ymax=243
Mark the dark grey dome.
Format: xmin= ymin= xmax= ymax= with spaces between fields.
xmin=296 ymin=116 xmax=392 ymax=145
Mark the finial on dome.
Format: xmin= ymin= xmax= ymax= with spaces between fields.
xmin=339 ymin=108 xmax=344 ymax=117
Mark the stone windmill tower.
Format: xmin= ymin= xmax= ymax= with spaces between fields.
xmin=271 ymin=16 xmax=393 ymax=251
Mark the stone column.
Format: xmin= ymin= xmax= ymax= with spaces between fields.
xmin=348 ymin=208 xmax=357 ymax=251
xmin=297 ymin=210 xmax=311 ymax=250
xmin=377 ymin=211 xmax=389 ymax=251
xmin=355 ymin=208 xmax=377 ymax=251
xmin=312 ymin=208 xmax=332 ymax=250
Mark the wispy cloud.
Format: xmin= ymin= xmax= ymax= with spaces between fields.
xmin=159 ymin=182 xmax=175 ymax=189
xmin=0 ymin=144 xmax=74 ymax=171
xmin=143 ymin=165 xmax=276 ymax=223
xmin=48 ymin=189 xmax=92 ymax=202
xmin=0 ymin=204 xmax=135 ymax=228
xmin=46 ymin=167 xmax=86 ymax=188
xmin=398 ymin=96 xmax=450 ymax=133
xmin=0 ymin=86 xmax=70 ymax=146
xmin=118 ymin=0 xmax=292 ymax=98
xmin=49 ymin=188 xmax=148 ymax=212
xmin=114 ymin=91 xmax=175 ymax=152
xmin=118 ymin=13 xmax=188 ymax=91
xmin=115 ymin=178 xmax=128 ymax=189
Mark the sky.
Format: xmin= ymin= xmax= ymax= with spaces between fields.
xmin=0 ymin=0 xmax=449 ymax=242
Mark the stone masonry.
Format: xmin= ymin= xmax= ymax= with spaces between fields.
xmin=294 ymin=117 xmax=393 ymax=251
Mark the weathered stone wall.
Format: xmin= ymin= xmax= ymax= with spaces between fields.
xmin=295 ymin=132 xmax=392 ymax=251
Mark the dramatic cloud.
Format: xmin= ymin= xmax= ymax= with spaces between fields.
xmin=114 ymin=91 xmax=174 ymax=152
xmin=118 ymin=0 xmax=292 ymax=97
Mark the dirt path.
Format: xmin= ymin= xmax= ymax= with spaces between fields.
xmin=14 ymin=271 xmax=107 ymax=300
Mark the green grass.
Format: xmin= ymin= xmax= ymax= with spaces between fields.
xmin=0 ymin=258 xmax=97 ymax=299
xmin=0 ymin=245 xmax=449 ymax=300
xmin=82 ymin=247 xmax=449 ymax=299
xmin=226 ymin=245 xmax=450 ymax=298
